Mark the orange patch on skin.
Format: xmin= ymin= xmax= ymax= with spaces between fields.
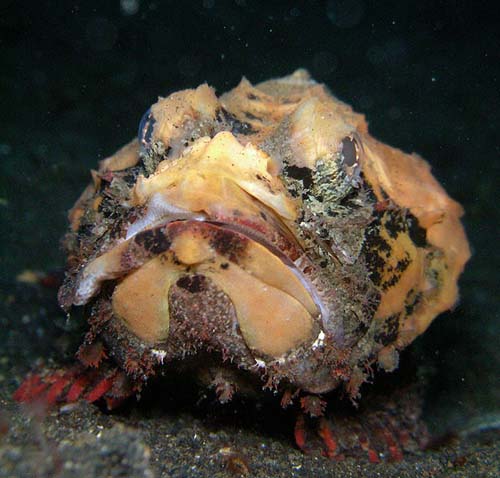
xmin=112 ymin=254 xmax=181 ymax=343
xmin=361 ymin=137 xmax=470 ymax=338
xmin=374 ymin=230 xmax=425 ymax=320
xmin=203 ymin=258 xmax=315 ymax=357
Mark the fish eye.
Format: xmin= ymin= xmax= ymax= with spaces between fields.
xmin=340 ymin=136 xmax=359 ymax=167
xmin=138 ymin=107 xmax=156 ymax=150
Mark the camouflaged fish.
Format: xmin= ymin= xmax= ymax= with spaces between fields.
xmin=15 ymin=70 xmax=470 ymax=460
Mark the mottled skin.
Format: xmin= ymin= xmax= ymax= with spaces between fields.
xmin=16 ymin=70 xmax=469 ymax=460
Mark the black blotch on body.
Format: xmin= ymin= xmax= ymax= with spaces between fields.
xmin=380 ymin=255 xmax=411 ymax=291
xmin=135 ymin=228 xmax=171 ymax=255
xmin=383 ymin=210 xmax=407 ymax=239
xmin=374 ymin=313 xmax=400 ymax=346
xmin=339 ymin=188 xmax=360 ymax=208
xmin=218 ymin=108 xmax=257 ymax=135
xmin=381 ymin=273 xmax=400 ymax=290
xmin=405 ymin=291 xmax=423 ymax=316
xmin=363 ymin=207 xmax=424 ymax=289
xmin=395 ymin=256 xmax=411 ymax=273
xmin=284 ymin=165 xmax=313 ymax=190
xmin=362 ymin=213 xmax=393 ymax=287
xmin=352 ymin=321 xmax=369 ymax=338
xmin=209 ymin=228 xmax=248 ymax=263
xmin=77 ymin=222 xmax=94 ymax=238
xmin=407 ymin=215 xmax=428 ymax=248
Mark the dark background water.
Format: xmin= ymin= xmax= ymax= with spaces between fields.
xmin=1 ymin=0 xmax=498 ymax=439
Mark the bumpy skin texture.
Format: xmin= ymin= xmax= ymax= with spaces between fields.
xmin=56 ymin=70 xmax=469 ymax=408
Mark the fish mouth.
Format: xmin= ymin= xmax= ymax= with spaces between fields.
xmin=66 ymin=131 xmax=334 ymax=355
xmin=70 ymin=215 xmax=326 ymax=357
xmin=70 ymin=177 xmax=325 ymax=314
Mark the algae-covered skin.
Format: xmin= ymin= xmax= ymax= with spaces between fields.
xmin=57 ymin=69 xmax=469 ymax=405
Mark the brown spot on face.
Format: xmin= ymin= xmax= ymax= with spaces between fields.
xmin=209 ymin=228 xmax=248 ymax=263
xmin=134 ymin=228 xmax=171 ymax=255
xmin=176 ymin=274 xmax=207 ymax=293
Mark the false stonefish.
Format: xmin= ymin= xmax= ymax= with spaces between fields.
xmin=19 ymin=71 xmax=470 ymax=454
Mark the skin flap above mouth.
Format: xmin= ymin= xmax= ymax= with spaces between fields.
xmin=131 ymin=131 xmax=298 ymax=223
